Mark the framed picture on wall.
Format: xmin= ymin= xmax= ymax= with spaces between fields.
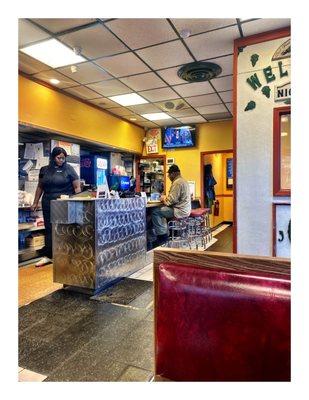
xmin=226 ymin=158 xmax=233 ymax=189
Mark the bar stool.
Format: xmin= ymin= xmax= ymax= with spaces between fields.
xmin=167 ymin=217 xmax=188 ymax=248
xmin=187 ymin=208 xmax=211 ymax=250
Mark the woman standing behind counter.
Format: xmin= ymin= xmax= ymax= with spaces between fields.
xmin=31 ymin=147 xmax=81 ymax=265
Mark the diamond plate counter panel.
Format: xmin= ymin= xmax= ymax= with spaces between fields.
xmin=52 ymin=200 xmax=96 ymax=289
xmin=51 ymin=198 xmax=147 ymax=292
xmin=95 ymin=198 xmax=147 ymax=291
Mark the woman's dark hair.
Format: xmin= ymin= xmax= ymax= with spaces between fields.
xmin=51 ymin=146 xmax=67 ymax=159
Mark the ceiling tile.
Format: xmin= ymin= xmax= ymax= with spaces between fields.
xmin=218 ymin=90 xmax=233 ymax=103
xmin=173 ymin=81 xmax=214 ymax=97
xmin=157 ymin=66 xmax=189 ymax=85
xmin=32 ymin=70 xmax=77 ymax=88
xmin=86 ymin=80 xmax=132 ymax=96
xmin=225 ymin=103 xmax=233 ymax=113
xmin=203 ymin=54 xmax=233 ymax=76
xmin=139 ymin=121 xmax=159 ymax=128
xmin=57 ymin=62 xmax=113 ymax=84
xmin=196 ymin=104 xmax=226 ymax=114
xmin=107 ymin=107 xmax=132 ymax=116
xmin=155 ymin=118 xmax=180 ymax=127
xmin=94 ymin=52 xmax=150 ymax=77
xmin=105 ymin=18 xmax=178 ymax=50
xmin=63 ymin=85 xmax=101 ymax=100
xmin=59 ymin=25 xmax=128 ymax=59
xmin=127 ymin=103 xmax=161 ymax=114
xmin=31 ymin=19 xmax=97 ymax=34
xmin=19 ymin=19 xmax=51 ymax=48
xmin=204 ymin=112 xmax=231 ymax=121
xmin=170 ymin=18 xmax=237 ymax=36
xmin=136 ymin=41 xmax=194 ymax=70
xmin=19 ymin=52 xmax=50 ymax=75
xmin=184 ymin=25 xmax=240 ymax=60
xmin=155 ymin=99 xmax=190 ymax=112
xmin=119 ymin=72 xmax=166 ymax=91
xmin=88 ymin=97 xmax=119 ymax=109
xmin=241 ymin=18 xmax=290 ymax=37
xmin=122 ymin=114 xmax=148 ymax=122
xmin=177 ymin=116 xmax=206 ymax=123
xmin=211 ymin=75 xmax=233 ymax=92
xmin=167 ymin=108 xmax=199 ymax=118
xmin=185 ymin=93 xmax=222 ymax=107
xmin=139 ymin=87 xmax=179 ymax=102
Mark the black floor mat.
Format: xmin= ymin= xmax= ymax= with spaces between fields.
xmin=91 ymin=278 xmax=153 ymax=305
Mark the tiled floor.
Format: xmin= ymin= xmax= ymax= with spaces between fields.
xmin=18 ymin=263 xmax=62 ymax=307
xmin=18 ymin=283 xmax=154 ymax=382
xmin=18 ymin=226 xmax=232 ymax=382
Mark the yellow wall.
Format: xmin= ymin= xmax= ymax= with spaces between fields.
xmin=143 ymin=121 xmax=233 ymax=198
xmin=18 ymin=75 xmax=145 ymax=153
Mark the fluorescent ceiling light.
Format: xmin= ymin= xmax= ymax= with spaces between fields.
xmin=141 ymin=112 xmax=171 ymax=121
xmin=108 ymin=93 xmax=148 ymax=106
xmin=20 ymin=38 xmax=86 ymax=68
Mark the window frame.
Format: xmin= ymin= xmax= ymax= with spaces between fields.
xmin=273 ymin=106 xmax=291 ymax=196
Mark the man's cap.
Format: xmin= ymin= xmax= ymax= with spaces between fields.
xmin=168 ymin=164 xmax=180 ymax=173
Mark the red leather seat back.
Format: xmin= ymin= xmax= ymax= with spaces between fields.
xmin=155 ymin=262 xmax=290 ymax=381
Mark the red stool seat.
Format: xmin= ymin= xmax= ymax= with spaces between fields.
xmin=189 ymin=208 xmax=210 ymax=218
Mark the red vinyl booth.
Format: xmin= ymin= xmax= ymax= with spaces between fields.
xmin=154 ymin=249 xmax=290 ymax=381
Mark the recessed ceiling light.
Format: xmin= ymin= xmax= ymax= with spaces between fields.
xmin=20 ymin=38 xmax=86 ymax=68
xmin=281 ymin=132 xmax=288 ymax=137
xmin=129 ymin=117 xmax=137 ymax=121
xmin=180 ymin=28 xmax=192 ymax=39
xmin=108 ymin=93 xmax=148 ymax=106
xmin=141 ymin=112 xmax=172 ymax=121
xmin=50 ymin=78 xmax=60 ymax=85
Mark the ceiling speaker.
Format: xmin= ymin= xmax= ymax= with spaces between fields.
xmin=178 ymin=61 xmax=222 ymax=83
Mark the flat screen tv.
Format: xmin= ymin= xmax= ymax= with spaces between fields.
xmin=162 ymin=125 xmax=196 ymax=149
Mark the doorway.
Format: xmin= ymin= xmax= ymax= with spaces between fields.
xmin=200 ymin=150 xmax=234 ymax=231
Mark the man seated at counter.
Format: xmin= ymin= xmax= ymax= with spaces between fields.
xmin=152 ymin=164 xmax=191 ymax=246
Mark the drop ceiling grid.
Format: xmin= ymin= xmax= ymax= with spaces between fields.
xmin=19 ymin=18 xmax=290 ymax=126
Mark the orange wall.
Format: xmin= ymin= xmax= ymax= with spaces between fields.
xmin=143 ymin=120 xmax=233 ymax=198
xmin=18 ymin=75 xmax=145 ymax=153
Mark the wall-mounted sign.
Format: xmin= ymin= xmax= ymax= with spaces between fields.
xmin=146 ymin=139 xmax=158 ymax=154
xmin=275 ymin=82 xmax=291 ymax=102
xmin=96 ymin=158 xmax=107 ymax=169
xmin=167 ymin=157 xmax=175 ymax=165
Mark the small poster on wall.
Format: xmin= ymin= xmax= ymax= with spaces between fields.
xmin=226 ymin=158 xmax=233 ymax=189
xmin=145 ymin=128 xmax=161 ymax=154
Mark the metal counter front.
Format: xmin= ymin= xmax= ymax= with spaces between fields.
xmin=51 ymin=198 xmax=147 ymax=293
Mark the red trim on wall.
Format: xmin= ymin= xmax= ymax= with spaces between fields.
xmin=272 ymin=202 xmax=291 ymax=257
xmin=200 ymin=149 xmax=233 ymax=208
xmin=216 ymin=194 xmax=233 ymax=198
xmin=233 ymin=26 xmax=290 ymax=254
xmin=273 ymin=106 xmax=291 ymax=196
xmin=234 ymin=27 xmax=291 ymax=49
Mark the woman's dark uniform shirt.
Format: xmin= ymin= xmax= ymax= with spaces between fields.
xmin=39 ymin=163 xmax=79 ymax=196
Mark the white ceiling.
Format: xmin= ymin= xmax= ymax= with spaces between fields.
xmin=18 ymin=18 xmax=290 ymax=128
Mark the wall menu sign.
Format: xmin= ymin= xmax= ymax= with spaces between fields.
xmin=275 ymin=82 xmax=291 ymax=102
